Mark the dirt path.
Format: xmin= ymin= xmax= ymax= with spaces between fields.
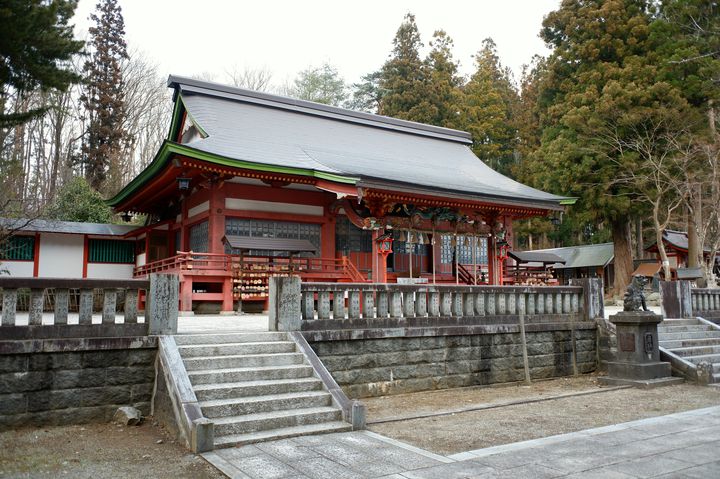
xmin=365 ymin=375 xmax=720 ymax=455
xmin=0 ymin=420 xmax=223 ymax=479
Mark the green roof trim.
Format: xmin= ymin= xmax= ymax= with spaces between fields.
xmin=559 ymin=198 xmax=578 ymax=205
xmin=106 ymin=141 xmax=360 ymax=208
xmin=167 ymin=96 xmax=186 ymax=141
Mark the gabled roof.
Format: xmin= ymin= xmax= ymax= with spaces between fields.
xmin=508 ymin=250 xmax=566 ymax=265
xmin=108 ymin=76 xmax=572 ymax=211
xmin=645 ymin=230 xmax=716 ymax=254
xmin=526 ymin=243 xmax=615 ymax=270
xmin=0 ymin=218 xmax=136 ymax=236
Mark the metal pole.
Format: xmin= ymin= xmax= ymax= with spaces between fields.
xmin=432 ymin=234 xmax=436 ymax=285
xmin=455 ymin=240 xmax=459 ymax=285
xmin=472 ymin=236 xmax=477 ymax=285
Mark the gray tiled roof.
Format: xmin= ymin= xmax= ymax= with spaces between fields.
xmin=527 ymin=243 xmax=615 ymax=269
xmin=0 ymin=218 xmax=136 ymax=236
xmin=169 ymin=76 xmax=568 ymax=209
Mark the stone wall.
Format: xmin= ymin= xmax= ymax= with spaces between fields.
xmin=309 ymin=326 xmax=597 ymax=398
xmin=0 ymin=336 xmax=157 ymax=429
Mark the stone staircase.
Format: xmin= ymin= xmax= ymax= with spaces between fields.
xmin=658 ymin=318 xmax=720 ymax=384
xmin=174 ymin=332 xmax=352 ymax=448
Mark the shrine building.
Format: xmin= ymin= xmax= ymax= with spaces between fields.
xmin=106 ymin=76 xmax=572 ymax=313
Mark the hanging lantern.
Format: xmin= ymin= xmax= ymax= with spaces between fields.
xmin=419 ymin=232 xmax=427 ymax=244
xmin=398 ymin=230 xmax=406 ymax=242
xmin=407 ymin=231 xmax=415 ymax=244
xmin=430 ymin=234 xmax=436 ymax=245
xmin=451 ymin=235 xmax=457 ymax=247
xmin=463 ymin=235 xmax=470 ymax=248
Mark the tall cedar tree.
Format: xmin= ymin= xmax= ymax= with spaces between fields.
xmin=378 ymin=14 xmax=435 ymax=123
xmin=459 ymin=39 xmax=520 ymax=176
xmin=534 ymin=0 xmax=690 ymax=294
xmin=424 ymin=30 xmax=463 ymax=128
xmin=81 ymin=0 xmax=129 ymax=193
xmin=0 ymin=0 xmax=83 ymax=128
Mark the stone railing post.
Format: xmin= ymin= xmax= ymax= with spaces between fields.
xmin=570 ymin=278 xmax=604 ymax=321
xmin=269 ymin=276 xmax=301 ymax=331
xmin=660 ymin=280 xmax=692 ymax=319
xmin=147 ymin=273 xmax=179 ymax=335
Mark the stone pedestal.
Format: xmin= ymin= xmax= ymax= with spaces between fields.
xmin=599 ymin=311 xmax=683 ymax=388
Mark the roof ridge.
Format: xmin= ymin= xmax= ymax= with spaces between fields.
xmin=167 ymin=75 xmax=473 ymax=144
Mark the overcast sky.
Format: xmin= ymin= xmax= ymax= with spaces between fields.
xmin=72 ymin=0 xmax=560 ymax=88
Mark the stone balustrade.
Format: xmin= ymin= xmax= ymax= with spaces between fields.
xmin=0 ymin=274 xmax=178 ymax=336
xmin=692 ymin=288 xmax=720 ymax=315
xmin=299 ymin=283 xmax=583 ymax=323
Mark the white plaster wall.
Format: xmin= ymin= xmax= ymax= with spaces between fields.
xmin=188 ymin=200 xmax=209 ymax=218
xmin=225 ymin=198 xmax=323 ymax=216
xmin=0 ymin=261 xmax=34 ymax=276
xmin=86 ymin=263 xmax=134 ymax=279
xmin=136 ymin=253 xmax=146 ymax=267
xmin=38 ymin=233 xmax=84 ymax=278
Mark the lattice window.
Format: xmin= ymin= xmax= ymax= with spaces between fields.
xmin=440 ymin=235 xmax=488 ymax=264
xmin=1 ymin=235 xmax=35 ymax=261
xmin=335 ymin=215 xmax=372 ymax=254
xmin=225 ymin=218 xmax=321 ymax=257
xmin=189 ymin=221 xmax=209 ymax=253
xmin=88 ymin=239 xmax=135 ymax=263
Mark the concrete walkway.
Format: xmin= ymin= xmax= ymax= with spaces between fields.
xmin=202 ymin=406 xmax=720 ymax=478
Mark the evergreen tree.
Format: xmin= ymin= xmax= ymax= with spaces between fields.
xmin=458 ymin=38 xmax=520 ymax=176
xmin=378 ymin=14 xmax=435 ymax=123
xmin=289 ymin=63 xmax=348 ymax=106
xmin=0 ymin=0 xmax=84 ymax=128
xmin=424 ymin=30 xmax=463 ymax=128
xmin=532 ymin=0 xmax=691 ymax=294
xmin=47 ymin=176 xmax=113 ymax=223
xmin=345 ymin=71 xmax=384 ymax=113
xmin=80 ymin=0 xmax=129 ymax=193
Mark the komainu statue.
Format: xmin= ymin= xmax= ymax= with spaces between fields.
xmin=623 ymin=275 xmax=649 ymax=312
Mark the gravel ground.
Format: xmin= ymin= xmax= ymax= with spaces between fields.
xmin=0 ymin=420 xmax=223 ymax=479
xmin=365 ymin=375 xmax=720 ymax=455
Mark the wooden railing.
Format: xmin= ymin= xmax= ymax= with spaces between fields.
xmin=299 ymin=282 xmax=583 ymax=322
xmin=135 ymin=252 xmax=367 ymax=282
xmin=0 ymin=277 xmax=148 ymax=327
xmin=134 ymin=252 xmax=233 ymax=277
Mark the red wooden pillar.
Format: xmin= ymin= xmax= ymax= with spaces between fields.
xmin=371 ymin=229 xmax=388 ymax=283
xmin=180 ymin=275 xmax=193 ymax=313
xmin=222 ymin=277 xmax=234 ymax=313
xmin=487 ymin=235 xmax=497 ymax=285
xmin=180 ymin=196 xmax=189 ymax=251
xmin=321 ymin=208 xmax=335 ymax=259
xmin=207 ymin=184 xmax=226 ymax=254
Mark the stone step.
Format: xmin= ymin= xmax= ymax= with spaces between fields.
xmin=681 ymin=353 xmax=720 ymax=365
xmin=659 ymin=338 xmax=720 ymax=349
xmin=661 ymin=319 xmax=702 ymax=326
xmin=182 ymin=352 xmax=305 ymax=371
xmin=178 ymin=341 xmax=297 ymax=358
xmin=668 ymin=345 xmax=720 ymax=358
xmin=211 ymin=406 xmax=343 ymax=436
xmin=657 ymin=325 xmax=714 ymax=333
xmin=213 ymin=421 xmax=352 ymax=448
xmin=193 ymin=377 xmax=323 ymax=401
xmin=659 ymin=331 xmax=720 ymax=341
xmin=174 ymin=332 xmax=289 ymax=345
xmin=200 ymin=391 xmax=332 ymax=418
xmin=187 ymin=364 xmax=315 ymax=385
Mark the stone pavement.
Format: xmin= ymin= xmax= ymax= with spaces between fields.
xmin=202 ymin=406 xmax=720 ymax=478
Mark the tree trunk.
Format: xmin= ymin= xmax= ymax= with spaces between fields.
xmin=687 ymin=189 xmax=702 ymax=268
xmin=652 ymin=205 xmax=672 ymax=280
xmin=635 ymin=216 xmax=644 ymax=259
xmin=612 ymin=217 xmax=633 ymax=296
